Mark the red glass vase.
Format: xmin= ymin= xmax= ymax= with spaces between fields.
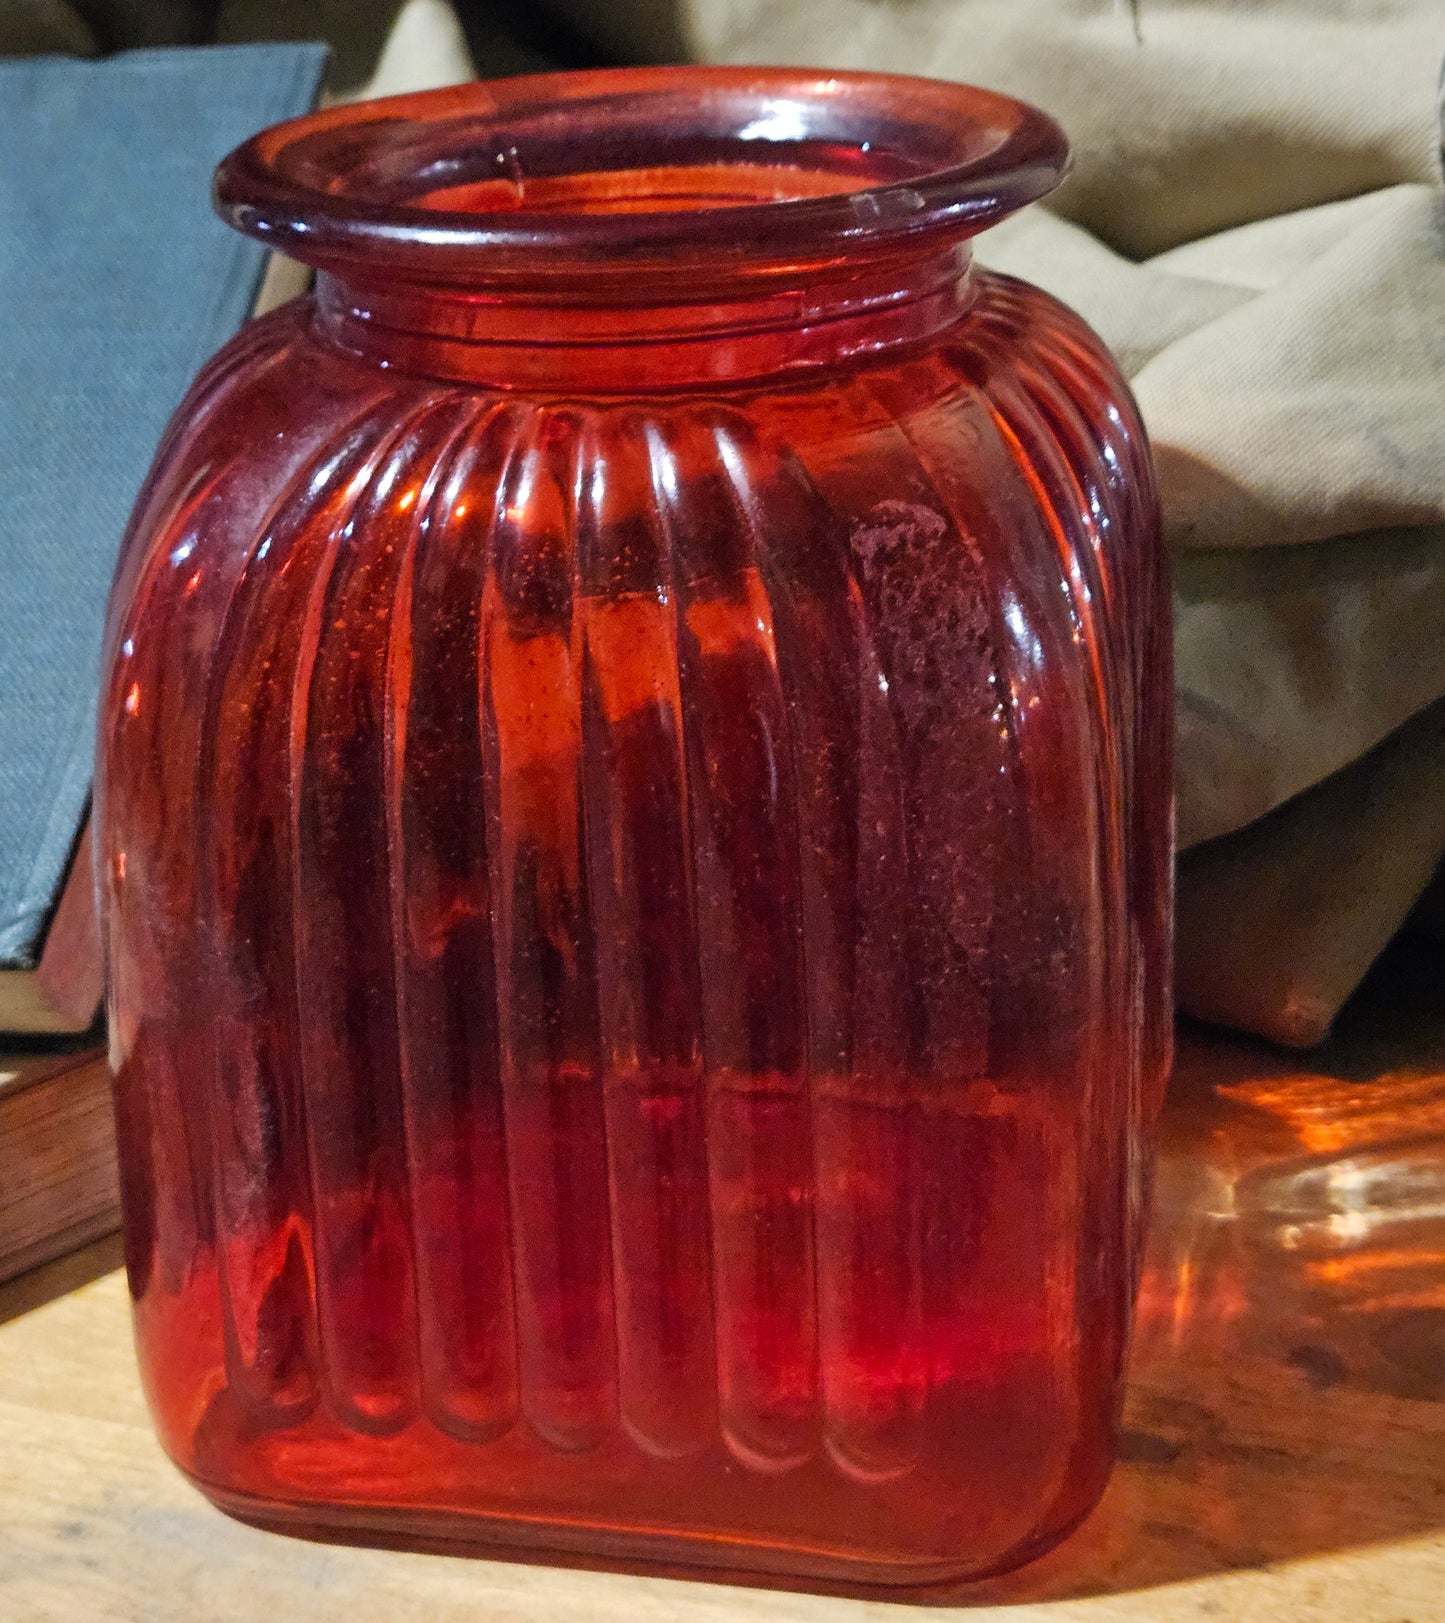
xmin=96 ymin=66 xmax=1171 ymax=1589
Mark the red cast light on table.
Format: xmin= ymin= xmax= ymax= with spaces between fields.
xmin=95 ymin=66 xmax=1171 ymax=1588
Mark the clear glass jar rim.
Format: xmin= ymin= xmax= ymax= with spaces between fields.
xmin=214 ymin=65 xmax=1069 ymax=292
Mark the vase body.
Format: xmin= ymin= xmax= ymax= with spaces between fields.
xmin=95 ymin=68 xmax=1171 ymax=1588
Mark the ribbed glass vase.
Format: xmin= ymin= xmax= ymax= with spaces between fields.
xmin=96 ymin=65 xmax=1171 ymax=1589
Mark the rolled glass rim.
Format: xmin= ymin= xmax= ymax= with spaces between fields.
xmin=214 ymin=65 xmax=1070 ymax=292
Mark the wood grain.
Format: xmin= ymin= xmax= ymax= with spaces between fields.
xmin=0 ymin=1048 xmax=118 ymax=1284
xmin=3 ymin=942 xmax=1445 ymax=1621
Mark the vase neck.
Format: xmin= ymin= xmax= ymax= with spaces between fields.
xmin=313 ymin=246 xmax=975 ymax=391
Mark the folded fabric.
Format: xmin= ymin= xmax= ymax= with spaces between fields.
xmin=534 ymin=0 xmax=1445 ymax=1046
xmin=544 ymin=0 xmax=1442 ymax=256
xmin=213 ymin=0 xmax=543 ymax=98
xmin=980 ymin=191 xmax=1445 ymax=851
xmin=1176 ymin=698 xmax=1445 ymax=1046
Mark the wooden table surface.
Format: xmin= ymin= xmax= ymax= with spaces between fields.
xmin=5 ymin=942 xmax=1445 ymax=1622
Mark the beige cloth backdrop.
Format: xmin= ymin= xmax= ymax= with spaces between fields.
xmin=225 ymin=0 xmax=1445 ymax=1046
xmin=538 ymin=0 xmax=1445 ymax=1047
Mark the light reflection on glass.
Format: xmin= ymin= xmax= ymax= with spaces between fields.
xmin=986 ymin=940 xmax=1445 ymax=1601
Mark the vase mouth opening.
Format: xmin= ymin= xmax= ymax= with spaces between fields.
xmin=214 ymin=65 xmax=1068 ymax=297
